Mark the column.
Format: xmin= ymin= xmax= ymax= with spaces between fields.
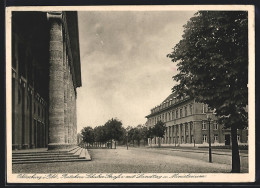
xmin=179 ymin=124 xmax=181 ymax=144
xmin=175 ymin=125 xmax=177 ymax=145
xmin=64 ymin=53 xmax=69 ymax=143
xmin=47 ymin=12 xmax=66 ymax=150
xmin=183 ymin=123 xmax=186 ymax=144
xmin=68 ymin=71 xmax=72 ymax=143
xmin=73 ymin=93 xmax=77 ymax=144
xmin=172 ymin=125 xmax=174 ymax=144
xmin=188 ymin=122 xmax=191 ymax=144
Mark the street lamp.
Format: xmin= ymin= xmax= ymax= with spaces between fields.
xmin=206 ymin=112 xmax=212 ymax=163
xmin=126 ymin=132 xmax=128 ymax=150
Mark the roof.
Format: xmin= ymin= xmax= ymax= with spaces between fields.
xmin=161 ymin=92 xmax=179 ymax=104
xmin=65 ymin=12 xmax=82 ymax=88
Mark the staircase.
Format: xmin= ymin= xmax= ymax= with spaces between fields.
xmin=12 ymin=146 xmax=91 ymax=164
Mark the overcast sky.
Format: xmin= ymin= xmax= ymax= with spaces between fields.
xmin=77 ymin=11 xmax=196 ymax=131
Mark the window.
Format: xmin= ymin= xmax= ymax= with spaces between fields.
xmin=180 ymin=108 xmax=183 ymax=118
xmin=214 ymin=121 xmax=218 ymax=130
xmin=18 ymin=90 xmax=21 ymax=104
xmin=190 ymin=123 xmax=193 ymax=131
xmin=172 ymin=111 xmax=174 ymax=120
xmin=202 ymin=104 xmax=205 ymax=113
xmin=190 ymin=104 xmax=193 ymax=115
xmin=176 ymin=110 xmax=178 ymax=119
xmin=202 ymin=121 xmax=207 ymax=130
xmin=214 ymin=134 xmax=218 ymax=143
xmin=168 ymin=112 xmax=171 ymax=121
xmin=203 ymin=134 xmax=207 ymax=143
xmin=27 ymin=96 xmax=30 ymax=109
xmin=237 ymin=135 xmax=240 ymax=142
xmin=184 ymin=106 xmax=187 ymax=116
xmin=185 ymin=124 xmax=188 ymax=132
xmin=38 ymin=106 xmax=40 ymax=116
xmin=165 ymin=113 xmax=167 ymax=121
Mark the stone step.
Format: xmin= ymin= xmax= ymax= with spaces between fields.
xmin=68 ymin=146 xmax=81 ymax=154
xmin=12 ymin=158 xmax=90 ymax=164
xmin=73 ymin=147 xmax=83 ymax=156
xmin=13 ymin=156 xmax=85 ymax=162
xmin=12 ymin=152 xmax=73 ymax=157
xmin=79 ymin=148 xmax=91 ymax=160
xmin=13 ymin=154 xmax=80 ymax=159
xmin=12 ymin=147 xmax=92 ymax=164
xmin=12 ymin=151 xmax=69 ymax=155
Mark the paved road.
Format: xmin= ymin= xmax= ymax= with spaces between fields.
xmin=12 ymin=146 xmax=248 ymax=173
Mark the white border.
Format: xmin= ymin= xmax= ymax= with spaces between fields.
xmin=6 ymin=5 xmax=255 ymax=183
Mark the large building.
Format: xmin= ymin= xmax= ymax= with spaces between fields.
xmin=146 ymin=93 xmax=248 ymax=146
xmin=12 ymin=11 xmax=81 ymax=150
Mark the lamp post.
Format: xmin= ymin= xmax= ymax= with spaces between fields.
xmin=206 ymin=112 xmax=212 ymax=163
xmin=126 ymin=132 xmax=128 ymax=150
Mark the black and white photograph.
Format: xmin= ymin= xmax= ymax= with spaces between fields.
xmin=6 ymin=5 xmax=255 ymax=183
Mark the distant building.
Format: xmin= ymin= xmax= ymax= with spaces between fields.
xmin=12 ymin=11 xmax=81 ymax=150
xmin=145 ymin=93 xmax=248 ymax=146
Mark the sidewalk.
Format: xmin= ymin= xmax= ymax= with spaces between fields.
xmin=168 ymin=148 xmax=248 ymax=157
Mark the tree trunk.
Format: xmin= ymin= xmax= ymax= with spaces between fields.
xmin=231 ymin=125 xmax=240 ymax=173
xmin=159 ymin=137 xmax=161 ymax=148
xmin=111 ymin=139 xmax=112 ymax=149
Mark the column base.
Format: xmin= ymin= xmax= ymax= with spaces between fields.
xmin=12 ymin=144 xmax=21 ymax=150
xmin=48 ymin=143 xmax=76 ymax=150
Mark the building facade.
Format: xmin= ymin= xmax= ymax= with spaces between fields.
xmin=146 ymin=93 xmax=248 ymax=146
xmin=12 ymin=11 xmax=81 ymax=150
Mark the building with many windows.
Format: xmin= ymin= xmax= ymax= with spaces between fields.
xmin=145 ymin=93 xmax=248 ymax=146
xmin=12 ymin=11 xmax=81 ymax=150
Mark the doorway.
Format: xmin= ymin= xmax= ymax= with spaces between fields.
xmin=225 ymin=134 xmax=230 ymax=145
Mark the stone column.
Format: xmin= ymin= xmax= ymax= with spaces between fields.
xmin=171 ymin=125 xmax=174 ymax=144
xmin=74 ymin=93 xmax=77 ymax=143
xmin=179 ymin=124 xmax=181 ymax=144
xmin=68 ymin=72 xmax=72 ymax=143
xmin=47 ymin=12 xmax=66 ymax=150
xmin=188 ymin=122 xmax=191 ymax=143
xmin=64 ymin=53 xmax=69 ymax=143
xmin=183 ymin=123 xmax=186 ymax=144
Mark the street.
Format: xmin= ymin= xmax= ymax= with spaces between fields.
xmin=12 ymin=146 xmax=248 ymax=173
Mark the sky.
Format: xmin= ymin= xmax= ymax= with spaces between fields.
xmin=77 ymin=11 xmax=196 ymax=132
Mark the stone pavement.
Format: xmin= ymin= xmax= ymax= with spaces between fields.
xmin=12 ymin=146 xmax=248 ymax=173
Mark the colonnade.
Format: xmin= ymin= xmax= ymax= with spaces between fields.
xmin=148 ymin=122 xmax=195 ymax=146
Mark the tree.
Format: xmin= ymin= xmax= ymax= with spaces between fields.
xmin=167 ymin=11 xmax=248 ymax=172
xmin=104 ymin=118 xmax=124 ymax=149
xmin=128 ymin=127 xmax=135 ymax=147
xmin=147 ymin=127 xmax=155 ymax=146
xmin=133 ymin=127 xmax=142 ymax=147
xmin=153 ymin=121 xmax=166 ymax=147
xmin=94 ymin=125 xmax=107 ymax=147
xmin=140 ymin=125 xmax=149 ymax=146
xmin=81 ymin=126 xmax=95 ymax=146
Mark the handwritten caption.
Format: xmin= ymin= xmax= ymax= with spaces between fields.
xmin=17 ymin=173 xmax=206 ymax=180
